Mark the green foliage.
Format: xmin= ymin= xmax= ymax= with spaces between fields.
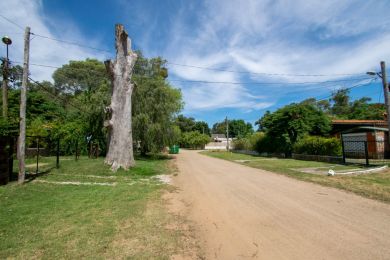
xmin=175 ymin=115 xmax=210 ymax=135
xmin=0 ymin=117 xmax=18 ymax=136
xmin=179 ymin=131 xmax=210 ymax=149
xmin=52 ymin=59 xmax=110 ymax=154
xmin=293 ymin=136 xmax=342 ymax=156
xmin=256 ymin=102 xmax=331 ymax=155
xmin=233 ymin=132 xmax=265 ymax=151
xmin=132 ymin=52 xmax=183 ymax=155
xmin=331 ymin=89 xmax=350 ymax=116
xmin=212 ymin=119 xmax=253 ymax=138
xmin=53 ymin=59 xmax=108 ymax=95
xmin=329 ymin=89 xmax=385 ymax=120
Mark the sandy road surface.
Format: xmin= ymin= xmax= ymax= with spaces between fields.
xmin=172 ymin=150 xmax=390 ymax=259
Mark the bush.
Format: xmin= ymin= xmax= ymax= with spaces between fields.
xmin=233 ymin=137 xmax=250 ymax=150
xmin=254 ymin=134 xmax=286 ymax=154
xmin=0 ymin=117 xmax=18 ymax=136
xmin=233 ymin=132 xmax=265 ymax=151
xmin=179 ymin=131 xmax=210 ymax=149
xmin=293 ymin=136 xmax=341 ymax=156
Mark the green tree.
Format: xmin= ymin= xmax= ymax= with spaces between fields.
xmin=256 ymin=102 xmax=331 ymax=156
xmin=175 ymin=115 xmax=210 ymax=135
xmin=194 ymin=121 xmax=210 ymax=135
xmin=179 ymin=131 xmax=210 ymax=149
xmin=175 ymin=115 xmax=196 ymax=133
xmin=132 ymin=52 xmax=183 ymax=155
xmin=212 ymin=119 xmax=253 ymax=137
xmin=52 ymin=59 xmax=110 ymax=154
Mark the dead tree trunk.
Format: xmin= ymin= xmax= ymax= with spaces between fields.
xmin=104 ymin=24 xmax=137 ymax=171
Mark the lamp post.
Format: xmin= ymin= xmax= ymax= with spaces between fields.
xmin=2 ymin=35 xmax=12 ymax=118
xmin=367 ymin=61 xmax=390 ymax=145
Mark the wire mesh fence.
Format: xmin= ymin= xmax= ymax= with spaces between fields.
xmin=341 ymin=140 xmax=390 ymax=166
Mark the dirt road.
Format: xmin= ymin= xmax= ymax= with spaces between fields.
xmin=171 ymin=150 xmax=390 ymax=259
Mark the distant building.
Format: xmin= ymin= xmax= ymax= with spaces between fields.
xmin=206 ymin=134 xmax=234 ymax=150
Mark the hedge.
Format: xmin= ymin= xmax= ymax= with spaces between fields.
xmin=293 ymin=136 xmax=341 ymax=156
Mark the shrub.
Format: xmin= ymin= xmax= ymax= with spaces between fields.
xmin=233 ymin=137 xmax=250 ymax=150
xmin=233 ymin=132 xmax=265 ymax=151
xmin=293 ymin=136 xmax=341 ymax=156
xmin=179 ymin=131 xmax=210 ymax=149
xmin=254 ymin=134 xmax=286 ymax=154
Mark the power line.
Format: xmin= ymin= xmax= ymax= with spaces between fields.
xmin=169 ymin=77 xmax=372 ymax=86
xmin=0 ymin=14 xmax=111 ymax=53
xmin=0 ymin=14 xmax=24 ymax=31
xmin=28 ymin=76 xmax=88 ymax=114
xmin=166 ymin=62 xmax=365 ymax=77
xmin=11 ymin=60 xmax=372 ymax=86
xmin=30 ymin=32 xmax=112 ymax=53
xmin=314 ymin=78 xmax=377 ymax=102
xmin=0 ymin=14 xmax=385 ymax=80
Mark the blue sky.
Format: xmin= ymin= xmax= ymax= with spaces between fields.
xmin=1 ymin=0 xmax=390 ymax=127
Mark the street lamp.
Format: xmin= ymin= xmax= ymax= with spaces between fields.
xmin=2 ymin=35 xmax=12 ymax=118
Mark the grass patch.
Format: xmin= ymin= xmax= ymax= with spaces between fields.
xmin=202 ymin=151 xmax=390 ymax=203
xmin=0 ymin=156 xmax=192 ymax=259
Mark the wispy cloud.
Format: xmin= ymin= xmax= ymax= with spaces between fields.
xmin=161 ymin=0 xmax=390 ymax=112
xmin=0 ymin=0 xmax=108 ymax=81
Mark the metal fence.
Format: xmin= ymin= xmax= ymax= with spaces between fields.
xmin=25 ymin=135 xmax=61 ymax=175
xmin=341 ymin=140 xmax=389 ymax=165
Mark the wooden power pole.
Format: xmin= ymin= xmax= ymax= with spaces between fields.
xmin=380 ymin=61 xmax=390 ymax=144
xmin=226 ymin=116 xmax=230 ymax=152
xmin=17 ymin=27 xmax=30 ymax=184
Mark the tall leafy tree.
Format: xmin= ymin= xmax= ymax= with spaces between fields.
xmin=175 ymin=115 xmax=210 ymax=135
xmin=132 ymin=52 xmax=183 ymax=155
xmin=256 ymin=102 xmax=331 ymax=155
xmin=212 ymin=119 xmax=253 ymax=137
xmin=52 ymin=59 xmax=110 ymax=154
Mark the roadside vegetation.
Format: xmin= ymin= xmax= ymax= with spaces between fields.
xmin=231 ymin=90 xmax=385 ymax=157
xmin=203 ymin=151 xmax=390 ymax=203
xmin=0 ymin=156 xmax=197 ymax=259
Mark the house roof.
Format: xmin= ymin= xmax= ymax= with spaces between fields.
xmin=332 ymin=120 xmax=387 ymax=126
xmin=331 ymin=119 xmax=388 ymax=134
xmin=341 ymin=126 xmax=389 ymax=134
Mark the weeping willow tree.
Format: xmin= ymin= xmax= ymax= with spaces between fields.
xmin=132 ymin=52 xmax=183 ymax=155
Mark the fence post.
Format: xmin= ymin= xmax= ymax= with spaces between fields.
xmin=341 ymin=134 xmax=346 ymax=164
xmin=36 ymin=137 xmax=40 ymax=174
xmin=364 ymin=141 xmax=369 ymax=166
xmin=56 ymin=138 xmax=60 ymax=169
xmin=75 ymin=140 xmax=78 ymax=161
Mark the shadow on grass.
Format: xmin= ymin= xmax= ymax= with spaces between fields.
xmin=8 ymin=166 xmax=57 ymax=183
xmin=134 ymin=153 xmax=174 ymax=161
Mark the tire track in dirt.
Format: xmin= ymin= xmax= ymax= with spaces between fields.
xmin=171 ymin=150 xmax=390 ymax=259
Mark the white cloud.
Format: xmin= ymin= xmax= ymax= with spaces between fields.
xmin=0 ymin=0 xmax=109 ymax=82
xmin=162 ymin=0 xmax=390 ymax=112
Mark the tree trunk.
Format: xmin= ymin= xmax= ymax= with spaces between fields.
xmin=104 ymin=24 xmax=137 ymax=171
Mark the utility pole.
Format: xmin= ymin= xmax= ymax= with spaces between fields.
xmin=380 ymin=61 xmax=390 ymax=145
xmin=2 ymin=36 xmax=12 ymax=118
xmin=17 ymin=27 xmax=30 ymax=184
xmin=226 ymin=116 xmax=230 ymax=152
